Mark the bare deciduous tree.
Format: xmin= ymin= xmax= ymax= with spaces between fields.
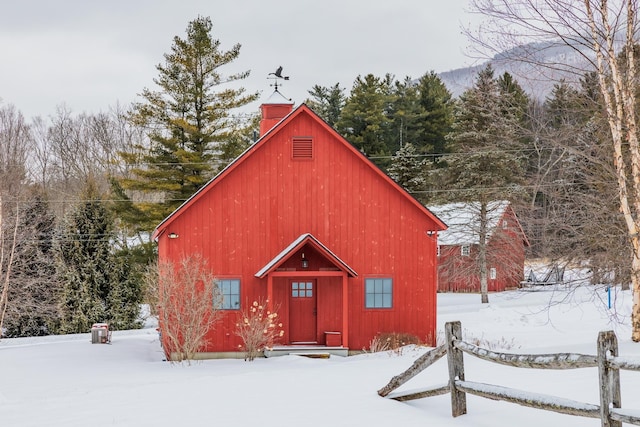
xmin=469 ymin=0 xmax=640 ymax=340
xmin=0 ymin=104 xmax=29 ymax=195
xmin=155 ymin=254 xmax=222 ymax=363
xmin=31 ymin=105 xmax=149 ymax=218
xmin=0 ymin=104 xmax=30 ymax=338
xmin=516 ymin=80 xmax=629 ymax=291
xmin=0 ymin=195 xmax=19 ymax=338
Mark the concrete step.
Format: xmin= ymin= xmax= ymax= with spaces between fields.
xmin=264 ymin=346 xmax=349 ymax=358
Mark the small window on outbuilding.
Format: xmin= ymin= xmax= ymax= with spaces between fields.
xmin=292 ymin=137 xmax=313 ymax=159
xmin=490 ymin=267 xmax=497 ymax=280
xmin=461 ymin=245 xmax=470 ymax=256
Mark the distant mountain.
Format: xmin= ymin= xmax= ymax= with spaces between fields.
xmin=438 ymin=41 xmax=596 ymax=99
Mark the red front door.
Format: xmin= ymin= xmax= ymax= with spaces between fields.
xmin=289 ymin=280 xmax=317 ymax=343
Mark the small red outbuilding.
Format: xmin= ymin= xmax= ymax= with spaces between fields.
xmin=153 ymin=91 xmax=446 ymax=357
xmin=430 ymin=201 xmax=528 ymax=293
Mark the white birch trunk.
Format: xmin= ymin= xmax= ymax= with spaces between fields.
xmin=0 ymin=196 xmax=19 ymax=338
xmin=584 ymin=0 xmax=640 ymax=342
xmin=479 ymin=200 xmax=489 ymax=304
xmin=0 ymin=194 xmax=5 ymax=336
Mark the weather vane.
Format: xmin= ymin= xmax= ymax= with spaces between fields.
xmin=267 ymin=65 xmax=290 ymax=91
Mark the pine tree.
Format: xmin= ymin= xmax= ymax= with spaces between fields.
xmin=497 ymin=72 xmax=530 ymax=124
xmin=415 ymin=71 xmax=454 ymax=161
xmin=444 ymin=65 xmax=527 ymax=304
xmin=337 ymin=74 xmax=393 ymax=168
xmin=387 ymin=143 xmax=429 ymax=201
xmin=57 ymin=183 xmax=142 ymax=333
xmin=305 ymin=83 xmax=345 ymax=127
xmin=57 ymin=191 xmax=110 ymax=333
xmin=107 ymin=252 xmax=143 ymax=330
xmin=215 ymin=113 xmax=261 ymax=172
xmin=446 ymin=66 xmax=525 ymax=199
xmin=4 ymin=194 xmax=61 ymax=337
xmin=388 ymin=77 xmax=423 ymax=156
xmin=117 ymin=16 xmax=258 ymax=233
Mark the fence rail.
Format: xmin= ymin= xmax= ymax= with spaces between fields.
xmin=377 ymin=344 xmax=446 ymax=398
xmin=454 ymin=379 xmax=601 ymax=418
xmin=378 ymin=321 xmax=640 ymax=427
xmin=454 ymin=339 xmax=598 ymax=369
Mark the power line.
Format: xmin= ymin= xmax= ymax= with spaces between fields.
xmin=0 ymin=178 xmax=621 ymax=205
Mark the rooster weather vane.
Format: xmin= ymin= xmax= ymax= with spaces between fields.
xmin=268 ymin=65 xmax=289 ymax=91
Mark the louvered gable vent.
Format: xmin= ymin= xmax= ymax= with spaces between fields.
xmin=292 ymin=137 xmax=313 ymax=159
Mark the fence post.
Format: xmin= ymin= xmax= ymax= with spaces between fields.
xmin=598 ymin=330 xmax=621 ymax=427
xmin=445 ymin=321 xmax=466 ymax=417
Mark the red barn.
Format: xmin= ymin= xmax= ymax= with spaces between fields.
xmin=429 ymin=201 xmax=528 ymax=293
xmin=152 ymin=90 xmax=446 ymax=358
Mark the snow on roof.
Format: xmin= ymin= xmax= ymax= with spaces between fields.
xmin=262 ymin=89 xmax=294 ymax=105
xmin=255 ymin=233 xmax=310 ymax=277
xmin=255 ymin=233 xmax=357 ymax=278
xmin=428 ymin=200 xmax=510 ymax=246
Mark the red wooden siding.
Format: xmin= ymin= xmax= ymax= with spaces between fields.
xmin=155 ymin=105 xmax=444 ymax=354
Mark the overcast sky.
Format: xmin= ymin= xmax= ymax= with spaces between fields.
xmin=0 ymin=1 xmax=483 ymax=120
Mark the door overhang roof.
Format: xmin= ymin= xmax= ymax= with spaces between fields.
xmin=255 ymin=233 xmax=357 ymax=279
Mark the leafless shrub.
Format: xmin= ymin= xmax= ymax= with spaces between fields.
xmin=235 ymin=298 xmax=283 ymax=361
xmin=156 ymin=254 xmax=221 ymax=363
xmin=367 ymin=332 xmax=422 ymax=355
xmin=367 ymin=336 xmax=391 ymax=353
xmin=141 ymin=263 xmax=159 ymax=318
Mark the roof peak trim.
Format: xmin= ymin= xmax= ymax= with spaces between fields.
xmin=255 ymin=233 xmax=357 ymax=278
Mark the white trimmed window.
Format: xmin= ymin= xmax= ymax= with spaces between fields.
xmin=461 ymin=245 xmax=470 ymax=256
xmin=490 ymin=268 xmax=497 ymax=280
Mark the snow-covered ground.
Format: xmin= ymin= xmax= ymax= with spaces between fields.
xmin=1 ymin=284 xmax=638 ymax=427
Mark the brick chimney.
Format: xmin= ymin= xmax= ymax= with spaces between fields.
xmin=259 ymin=89 xmax=294 ymax=137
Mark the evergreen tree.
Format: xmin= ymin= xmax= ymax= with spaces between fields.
xmin=336 ymin=74 xmax=393 ymax=169
xmin=388 ymin=77 xmax=423 ymax=156
xmin=3 ymin=194 xmax=61 ymax=337
xmin=107 ymin=250 xmax=144 ymax=330
xmin=443 ymin=65 xmax=526 ymax=304
xmin=383 ymin=73 xmax=453 ymax=200
xmin=497 ymin=72 xmax=530 ymax=124
xmin=215 ymin=113 xmax=261 ymax=172
xmin=305 ymin=83 xmax=345 ymax=127
xmin=447 ymin=66 xmax=522 ymax=201
xmin=415 ymin=71 xmax=454 ymax=162
xmin=117 ymin=16 xmax=258 ymax=233
xmin=445 ymin=66 xmax=525 ymax=202
xmin=57 ymin=183 xmax=142 ymax=333
xmin=387 ymin=143 xmax=429 ymax=201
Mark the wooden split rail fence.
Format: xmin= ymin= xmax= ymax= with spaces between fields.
xmin=378 ymin=321 xmax=640 ymax=427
